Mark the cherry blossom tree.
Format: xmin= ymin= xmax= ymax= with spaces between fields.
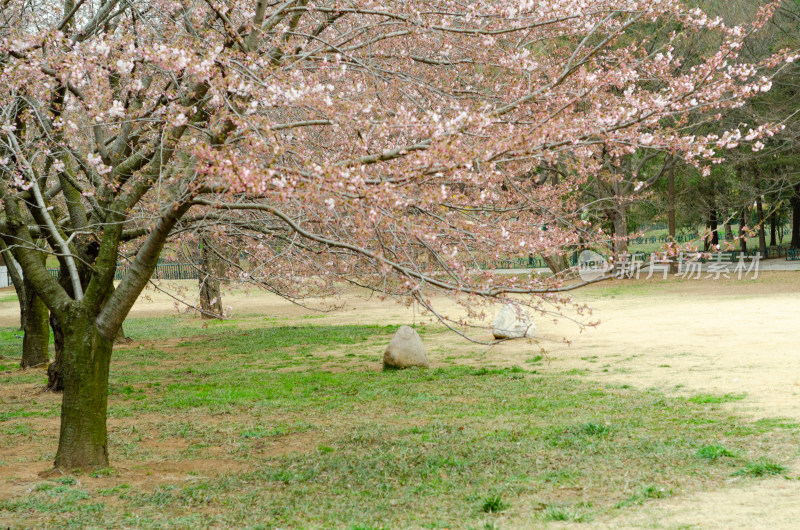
xmin=0 ymin=0 xmax=790 ymax=469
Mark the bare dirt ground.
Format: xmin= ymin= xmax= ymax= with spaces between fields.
xmin=1 ymin=271 xmax=799 ymax=527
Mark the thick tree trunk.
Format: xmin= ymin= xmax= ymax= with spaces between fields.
xmin=724 ymin=220 xmax=734 ymax=242
xmin=756 ymin=196 xmax=767 ymax=256
xmin=199 ymin=237 xmax=223 ymax=319
xmin=47 ymin=239 xmax=104 ymax=391
xmin=47 ymin=311 xmax=127 ymax=388
xmin=792 ymin=184 xmax=800 ymax=248
xmin=20 ymin=275 xmax=49 ymax=369
xmin=54 ymin=311 xmax=113 ymax=470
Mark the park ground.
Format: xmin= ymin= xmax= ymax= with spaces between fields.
xmin=0 ymin=272 xmax=799 ymax=528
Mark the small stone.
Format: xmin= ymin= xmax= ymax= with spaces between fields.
xmin=492 ymin=304 xmax=536 ymax=339
xmin=383 ymin=326 xmax=429 ymax=369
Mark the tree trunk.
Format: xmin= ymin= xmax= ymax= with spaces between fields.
xmin=756 ymin=196 xmax=767 ymax=256
xmin=199 ymin=236 xmax=223 ymax=319
xmin=740 ymin=207 xmax=749 ymax=254
xmin=47 ymin=311 xmax=127 ymax=387
xmin=115 ymin=326 xmax=131 ymax=344
xmin=612 ymin=204 xmax=628 ymax=258
xmin=770 ymin=208 xmax=777 ymax=247
xmin=542 ymin=254 xmax=570 ymax=274
xmin=54 ymin=311 xmax=113 ymax=470
xmin=20 ymin=275 xmax=49 ymax=369
xmin=15 ymin=284 xmax=26 ymax=333
xmin=47 ymin=239 xmax=103 ymax=391
xmin=724 ymin=219 xmax=733 ymax=242
xmin=705 ymin=209 xmax=718 ymax=251
xmin=18 ymin=250 xmax=49 ymax=369
xmin=47 ymin=311 xmax=65 ymax=391
xmin=792 ymin=184 xmax=800 ymax=248
xmin=667 ymin=167 xmax=677 ymax=273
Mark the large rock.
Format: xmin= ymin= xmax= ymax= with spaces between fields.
xmin=383 ymin=326 xmax=429 ymax=369
xmin=492 ymin=304 xmax=536 ymax=339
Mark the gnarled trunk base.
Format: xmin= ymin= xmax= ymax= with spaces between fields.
xmin=54 ymin=312 xmax=113 ymax=471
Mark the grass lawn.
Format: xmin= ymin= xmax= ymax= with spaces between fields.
xmin=0 ymin=315 xmax=798 ymax=528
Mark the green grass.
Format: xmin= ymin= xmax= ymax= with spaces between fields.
xmin=615 ymin=484 xmax=672 ymax=509
xmin=688 ymin=393 xmax=747 ymax=405
xmin=542 ymin=504 xmax=592 ymax=522
xmin=732 ymin=459 xmax=789 ymax=478
xmin=480 ymin=495 xmax=508 ymax=513
xmin=696 ymin=444 xmax=737 ymax=461
xmin=0 ymin=329 xmax=23 ymax=361
xmin=0 ymin=316 xmax=797 ymax=528
xmin=754 ymin=418 xmax=800 ymax=430
xmin=576 ymin=421 xmax=612 ymax=436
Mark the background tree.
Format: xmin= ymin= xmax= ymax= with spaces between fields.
xmin=198 ymin=234 xmax=224 ymax=319
xmin=0 ymin=239 xmax=49 ymax=367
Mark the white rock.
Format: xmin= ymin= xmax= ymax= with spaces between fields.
xmin=492 ymin=304 xmax=536 ymax=339
xmin=383 ymin=326 xmax=429 ymax=369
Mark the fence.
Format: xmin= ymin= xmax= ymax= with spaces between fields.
xmin=631 ymin=227 xmax=790 ymax=246
xmin=0 ymin=266 xmax=11 ymax=288
xmin=632 ymin=233 xmax=699 ymax=245
xmin=48 ymin=262 xmax=201 ymax=281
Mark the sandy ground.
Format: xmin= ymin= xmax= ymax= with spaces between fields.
xmin=1 ymin=271 xmax=799 ymax=528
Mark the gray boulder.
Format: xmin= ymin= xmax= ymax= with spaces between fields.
xmin=492 ymin=304 xmax=536 ymax=339
xmin=383 ymin=326 xmax=429 ymax=369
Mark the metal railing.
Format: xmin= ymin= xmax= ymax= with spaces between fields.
xmin=48 ymin=262 xmax=201 ymax=281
